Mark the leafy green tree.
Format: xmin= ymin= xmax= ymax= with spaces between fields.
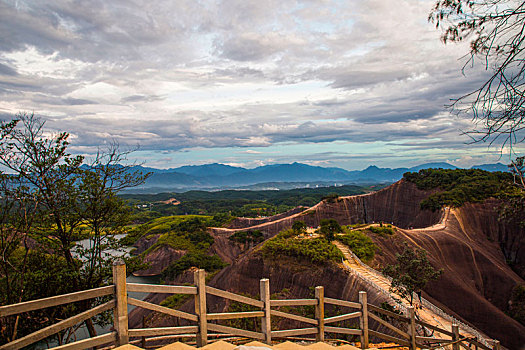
xmin=0 ymin=113 xmax=148 ymax=343
xmin=383 ymin=244 xmax=443 ymax=305
xmin=292 ymin=220 xmax=307 ymax=233
xmin=319 ymin=218 xmax=342 ymax=241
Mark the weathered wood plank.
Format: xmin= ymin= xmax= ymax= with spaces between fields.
xmin=324 ymin=297 xmax=361 ymax=309
xmin=128 ymin=297 xmax=198 ymax=322
xmin=369 ymin=330 xmax=411 ymax=347
xmin=207 ymin=323 xmax=265 ymax=340
xmin=206 ymin=286 xmax=264 ymax=308
xmin=416 ymin=336 xmax=453 ymax=342
xmin=128 ymin=326 xmax=199 ymax=337
xmin=113 ymin=261 xmax=128 ymax=346
xmin=368 ymin=304 xmax=409 ymax=322
xmin=315 ymin=286 xmax=324 ymax=342
xmin=0 ymin=300 xmax=115 ymax=350
xmin=324 ymin=326 xmax=362 ymax=336
xmin=359 ymin=291 xmax=369 ymax=350
xmin=271 ymin=328 xmax=318 ymax=337
xmin=324 ymin=311 xmax=361 ymax=324
xmin=270 ymin=310 xmax=318 ymax=325
xmin=51 ymin=332 xmax=117 ymax=350
xmin=0 ymin=286 xmax=114 ymax=317
xmin=207 ymin=311 xmax=264 ymax=320
xmin=270 ymin=299 xmax=317 ymax=307
xmin=414 ymin=319 xmax=454 ymax=337
xmin=195 ymin=269 xmax=207 ymax=347
xmin=127 ymin=283 xmax=197 ymax=295
xmin=260 ymin=278 xmax=271 ymax=345
xmin=368 ymin=312 xmax=409 ymax=339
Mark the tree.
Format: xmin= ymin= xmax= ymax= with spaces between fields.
xmin=383 ymin=244 xmax=443 ymax=305
xmin=0 ymin=112 xmax=149 ymax=344
xmin=319 ymin=218 xmax=342 ymax=241
xmin=292 ymin=220 xmax=307 ymax=234
xmin=429 ymin=0 xmax=525 ymax=149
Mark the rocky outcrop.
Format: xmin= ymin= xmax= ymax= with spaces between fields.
xmin=133 ymin=234 xmax=161 ymax=255
xmin=370 ymin=207 xmax=525 ymax=349
xmin=210 ymin=180 xmax=442 ymax=238
xmin=133 ymin=245 xmax=187 ymax=277
xmin=227 ymin=207 xmax=307 ymax=229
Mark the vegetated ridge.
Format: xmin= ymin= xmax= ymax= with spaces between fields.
xmin=124 ymin=169 xmax=524 ymax=349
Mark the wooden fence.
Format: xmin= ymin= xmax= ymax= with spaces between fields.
xmin=0 ymin=261 xmax=501 ymax=350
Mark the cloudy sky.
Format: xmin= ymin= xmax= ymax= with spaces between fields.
xmin=0 ymin=0 xmax=522 ymax=170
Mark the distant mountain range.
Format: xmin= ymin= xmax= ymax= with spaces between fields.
xmin=123 ymin=162 xmax=509 ymax=193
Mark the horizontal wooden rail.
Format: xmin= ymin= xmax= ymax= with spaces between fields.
xmin=205 ymin=286 xmax=263 ymax=308
xmin=368 ymin=311 xmax=409 ymax=339
xmin=271 ymin=328 xmax=318 ymax=337
xmin=414 ymin=319 xmax=454 ymax=337
xmin=0 ymin=300 xmax=115 ymax=350
xmin=324 ymin=297 xmax=361 ymax=309
xmin=270 ymin=310 xmax=318 ymax=325
xmin=324 ymin=311 xmax=361 ymax=324
xmin=324 ymin=326 xmax=362 ymax=336
xmin=467 ymin=338 xmax=492 ymax=350
xmin=369 ymin=329 xmax=411 ymax=347
xmin=0 ymin=285 xmax=115 ymax=317
xmin=368 ymin=304 xmax=409 ymax=322
xmin=52 ymin=332 xmax=117 ymax=350
xmin=270 ymin=299 xmax=317 ymax=307
xmin=416 ymin=336 xmax=453 ymax=343
xmin=207 ymin=311 xmax=264 ymax=320
xmin=127 ymin=297 xmax=198 ymax=322
xmin=127 ymin=283 xmax=197 ymax=295
xmin=128 ymin=326 xmax=199 ymax=337
xmin=207 ymin=323 xmax=264 ymax=340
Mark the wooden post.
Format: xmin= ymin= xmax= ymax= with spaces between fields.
xmin=492 ymin=340 xmax=500 ymax=350
xmin=407 ymin=306 xmax=416 ymax=350
xmin=112 ymin=259 xmax=129 ymax=346
xmin=194 ymin=269 xmax=207 ymax=347
xmin=260 ymin=279 xmax=271 ymax=345
xmin=452 ymin=324 xmax=460 ymax=350
xmin=315 ymin=286 xmax=325 ymax=342
xmin=359 ymin=291 xmax=369 ymax=349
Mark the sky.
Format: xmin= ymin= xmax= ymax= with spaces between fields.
xmin=0 ymin=0 xmax=523 ymax=170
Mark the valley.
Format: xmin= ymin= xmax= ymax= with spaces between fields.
xmin=122 ymin=169 xmax=525 ymax=349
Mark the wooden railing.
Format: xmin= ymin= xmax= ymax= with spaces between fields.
xmin=0 ymin=261 xmax=501 ymax=350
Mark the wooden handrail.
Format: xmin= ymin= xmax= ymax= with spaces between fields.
xmin=0 ymin=264 xmax=501 ymax=350
xmin=0 ymin=285 xmax=115 ymax=317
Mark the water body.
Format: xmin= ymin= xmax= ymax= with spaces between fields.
xmin=37 ymin=235 xmax=161 ymax=347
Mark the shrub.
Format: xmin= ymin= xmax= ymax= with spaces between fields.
xmin=161 ymin=252 xmax=227 ymax=280
xmin=229 ymin=230 xmax=264 ymax=244
xmin=369 ymin=225 xmax=396 ymax=236
xmin=337 ymin=231 xmax=377 ymax=262
xmin=262 ymin=235 xmax=343 ymax=264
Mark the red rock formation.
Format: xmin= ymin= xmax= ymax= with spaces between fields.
xmin=133 ymin=245 xmax=187 ymax=277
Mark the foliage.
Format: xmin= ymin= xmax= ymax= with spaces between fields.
xmin=160 ymin=293 xmax=191 ymax=310
xmin=404 ymin=168 xmax=517 ymax=211
xmin=0 ymin=113 xmax=148 ymax=343
xmin=121 ymin=184 xmax=377 ymax=218
xmin=509 ymin=156 xmax=525 ymax=190
xmin=161 ymin=251 xmax=226 ymax=281
xmin=292 ymin=220 xmax=307 ymax=233
xmin=262 ymin=232 xmax=343 ymax=264
xmin=368 ymin=225 xmax=396 ymax=236
xmin=223 ymin=293 xmax=261 ymax=331
xmin=319 ymin=219 xmax=342 ymax=241
xmin=429 ymin=0 xmax=525 ymax=148
xmin=383 ymin=244 xmax=443 ymax=305
xmin=508 ymin=284 xmax=525 ymax=325
xmin=322 ymin=193 xmax=340 ymax=203
xmin=337 ymin=230 xmax=377 ymax=262
xmin=228 ymin=230 xmax=264 ymax=244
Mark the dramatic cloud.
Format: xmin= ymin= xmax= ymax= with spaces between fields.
xmin=0 ymin=0 xmax=521 ymax=169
